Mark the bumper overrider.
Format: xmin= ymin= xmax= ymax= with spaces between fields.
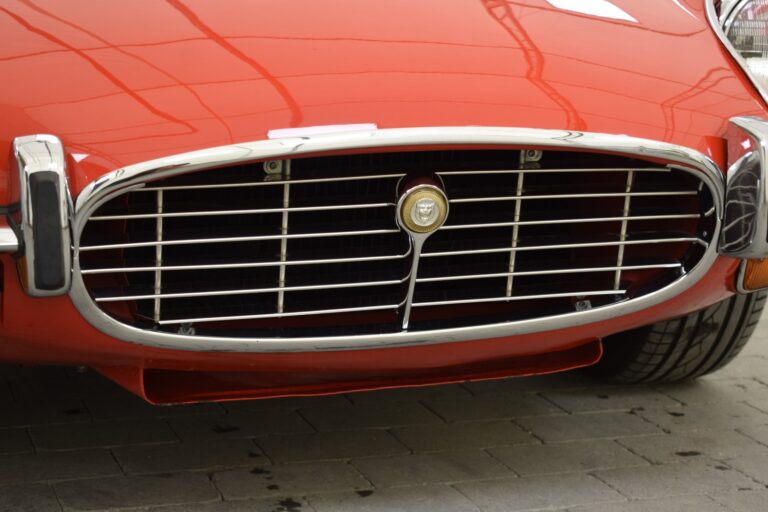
xmin=0 ymin=124 xmax=765 ymax=353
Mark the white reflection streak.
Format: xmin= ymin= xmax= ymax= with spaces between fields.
xmin=545 ymin=0 xmax=638 ymax=22
xmin=672 ymin=0 xmax=699 ymax=20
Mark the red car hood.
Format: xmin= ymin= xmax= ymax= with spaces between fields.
xmin=0 ymin=0 xmax=764 ymax=197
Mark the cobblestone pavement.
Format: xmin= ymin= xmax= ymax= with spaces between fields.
xmin=4 ymin=317 xmax=768 ymax=511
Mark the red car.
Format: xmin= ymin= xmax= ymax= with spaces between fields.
xmin=1 ymin=0 xmax=767 ymax=404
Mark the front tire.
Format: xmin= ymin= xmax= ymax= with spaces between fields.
xmin=594 ymin=290 xmax=767 ymax=383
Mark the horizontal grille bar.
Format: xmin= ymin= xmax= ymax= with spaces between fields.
xmin=79 ymin=228 xmax=401 ymax=252
xmin=89 ymin=203 xmax=395 ymax=221
xmin=437 ymin=167 xmax=670 ymax=175
xmin=138 ymin=173 xmax=405 ymax=192
xmin=157 ymin=303 xmax=403 ymax=325
xmin=416 ymin=263 xmax=682 ymax=283
xmin=95 ymin=276 xmax=410 ymax=302
xmin=420 ymin=238 xmax=707 ymax=258
xmin=441 ymin=213 xmax=701 ymax=231
xmin=449 ymin=191 xmax=698 ymax=204
xmin=412 ymin=290 xmax=627 ymax=308
xmin=80 ymin=250 xmax=412 ymax=274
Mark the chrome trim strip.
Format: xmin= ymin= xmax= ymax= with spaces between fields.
xmin=614 ymin=171 xmax=636 ymax=290
xmin=437 ymin=167 xmax=670 ymax=175
xmin=421 ymin=238 xmax=707 ymax=258
xmin=0 ymin=224 xmax=19 ymax=253
xmin=157 ymin=303 xmax=403 ymax=325
xmin=14 ymin=134 xmax=71 ymax=297
xmin=412 ymin=290 xmax=627 ymax=308
xmin=80 ymin=249 xmax=412 ymax=274
xmin=69 ymin=126 xmax=724 ymax=352
xmin=736 ymin=259 xmax=752 ymax=294
xmin=89 ymin=203 xmax=395 ymax=221
xmin=138 ymin=173 xmax=405 ymax=191
xmin=441 ymin=213 xmax=701 ymax=231
xmin=78 ymin=228 xmax=401 ymax=251
xmin=95 ymin=276 xmax=410 ymax=302
xmin=705 ymin=0 xmax=768 ymax=107
xmin=450 ymin=191 xmax=697 ymax=203
xmin=415 ymin=264 xmax=682 ymax=283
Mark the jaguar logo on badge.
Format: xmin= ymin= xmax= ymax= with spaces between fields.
xmin=413 ymin=198 xmax=437 ymax=226
xmin=398 ymin=184 xmax=448 ymax=234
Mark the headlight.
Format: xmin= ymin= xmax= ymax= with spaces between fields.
xmin=724 ymin=1 xmax=768 ymax=85
xmin=709 ymin=0 xmax=768 ymax=102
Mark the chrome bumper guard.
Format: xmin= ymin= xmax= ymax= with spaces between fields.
xmin=5 ymin=135 xmax=71 ymax=296
xmin=720 ymin=117 xmax=768 ymax=259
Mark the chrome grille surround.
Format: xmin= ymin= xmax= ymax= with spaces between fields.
xmin=69 ymin=127 xmax=724 ymax=352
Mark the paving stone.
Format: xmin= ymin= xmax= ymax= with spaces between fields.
xmin=462 ymin=373 xmax=598 ymax=394
xmin=737 ymin=423 xmax=768 ymax=447
xmin=0 ymin=366 xmax=70 ymax=381
xmin=709 ymin=489 xmax=768 ymax=511
xmin=114 ymin=438 xmax=261 ymax=474
xmin=391 ymin=420 xmax=538 ymax=452
xmin=456 ymin=474 xmax=623 ymax=511
xmin=258 ymin=429 xmax=408 ymax=463
xmin=310 ymin=484 xmax=479 ymax=512
xmin=223 ymin=394 xmax=351 ymax=412
xmin=168 ymin=409 xmax=314 ymax=441
xmin=489 ymin=439 xmax=648 ymax=475
xmin=9 ymin=374 xmax=87 ymax=404
xmin=0 ymin=380 xmax=13 ymax=404
xmin=655 ymin=378 xmax=768 ymax=406
xmin=423 ymin=393 xmax=563 ymax=422
xmin=568 ymin=495 xmax=730 ymax=512
xmin=346 ymin=384 xmax=473 ymax=404
xmin=0 ymin=428 xmax=33 ymax=454
xmin=0 ymin=483 xmax=62 ymax=512
xmin=716 ymin=450 xmax=768 ymax=485
xmin=544 ymin=386 xmax=679 ymax=413
xmin=352 ymin=449 xmax=513 ymax=487
xmin=30 ymin=418 xmax=178 ymax=451
xmin=516 ymin=411 xmax=660 ymax=442
xmin=148 ymin=497 xmax=315 ymax=511
xmin=617 ymin=430 xmax=768 ymax=464
xmin=214 ymin=461 xmax=370 ymax=500
xmin=299 ymin=401 xmax=442 ymax=431
xmin=0 ymin=449 xmax=120 ymax=484
xmin=707 ymin=355 xmax=768 ymax=380
xmin=55 ymin=473 xmax=220 ymax=511
xmin=637 ymin=403 xmax=768 ymax=433
xmin=0 ymin=401 xmax=91 ymax=428
xmin=85 ymin=394 xmax=223 ymax=420
xmin=593 ymin=461 xmax=759 ymax=499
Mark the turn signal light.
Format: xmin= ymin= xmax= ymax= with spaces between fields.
xmin=742 ymin=258 xmax=768 ymax=290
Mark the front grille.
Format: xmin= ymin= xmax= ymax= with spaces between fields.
xmin=77 ymin=149 xmax=716 ymax=339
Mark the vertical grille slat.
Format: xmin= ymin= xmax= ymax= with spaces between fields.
xmin=77 ymin=149 xmax=716 ymax=338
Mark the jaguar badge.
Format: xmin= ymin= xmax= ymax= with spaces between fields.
xmin=398 ymin=184 xmax=448 ymax=234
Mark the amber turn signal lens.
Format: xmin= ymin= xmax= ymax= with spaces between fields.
xmin=743 ymin=258 xmax=768 ymax=291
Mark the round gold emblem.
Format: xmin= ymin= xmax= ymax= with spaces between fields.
xmin=399 ymin=185 xmax=448 ymax=234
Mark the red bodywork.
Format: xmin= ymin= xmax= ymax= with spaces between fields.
xmin=0 ymin=0 xmax=763 ymax=403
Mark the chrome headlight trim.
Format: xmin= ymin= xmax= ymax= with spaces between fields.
xmin=706 ymin=0 xmax=768 ymax=106
xmin=67 ymin=126 xmax=724 ymax=352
